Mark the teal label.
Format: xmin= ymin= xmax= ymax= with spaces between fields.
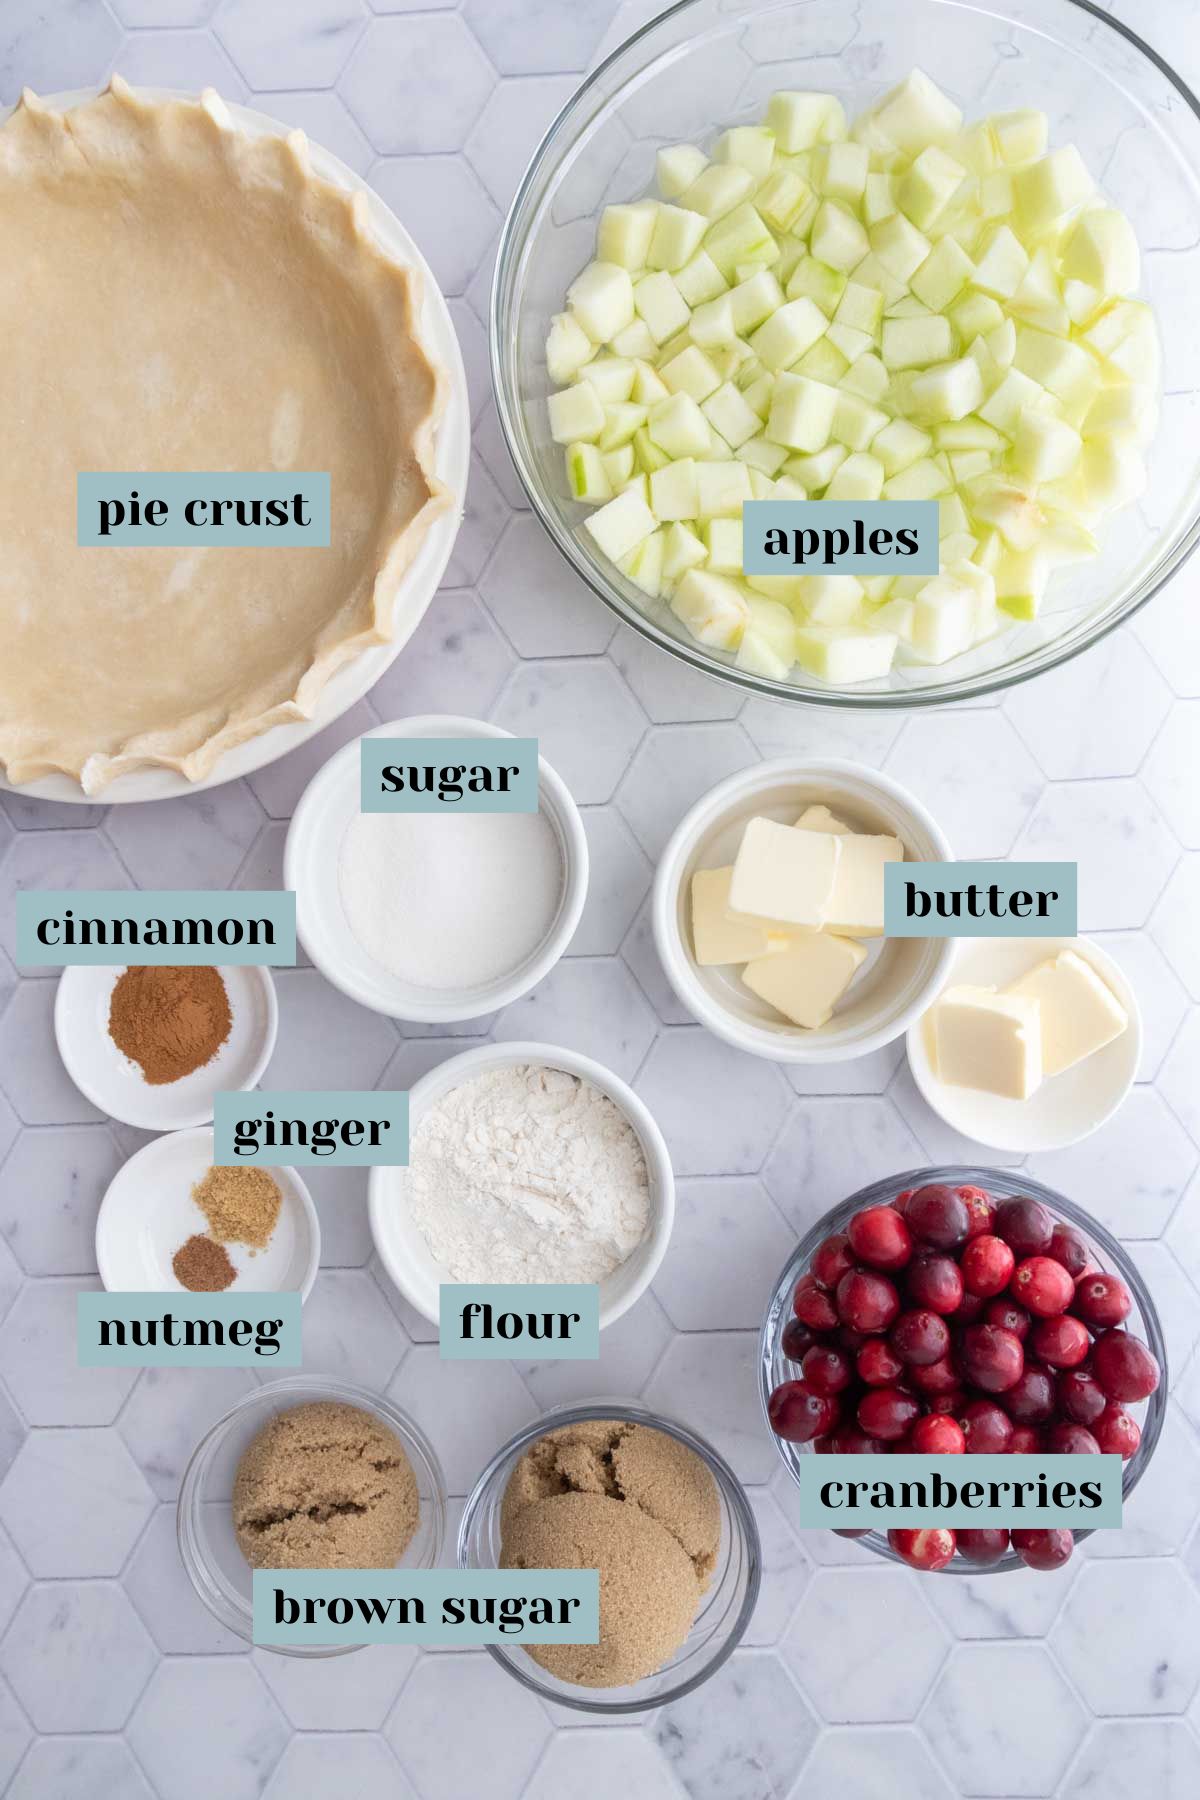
xmin=884 ymin=862 xmax=1077 ymax=937
xmin=439 ymin=1285 xmax=600 ymax=1360
xmin=254 ymin=1568 xmax=600 ymax=1647
xmin=743 ymin=500 xmax=939 ymax=574
xmin=214 ymin=1090 xmax=408 ymax=1166
xmin=797 ymin=1454 xmax=1121 ymax=1527
xmin=77 ymin=473 xmax=330 ymax=546
xmin=78 ymin=1293 xmax=300 ymax=1366
xmin=15 ymin=890 xmax=296 ymax=966
xmin=360 ymin=737 xmax=539 ymax=813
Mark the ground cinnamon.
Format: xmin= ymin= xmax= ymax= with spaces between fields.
xmin=108 ymin=965 xmax=232 ymax=1085
xmin=172 ymin=1234 xmax=236 ymax=1292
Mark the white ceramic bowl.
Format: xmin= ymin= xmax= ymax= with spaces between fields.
xmin=653 ymin=759 xmax=954 ymax=1064
xmin=285 ymin=715 xmax=589 ymax=1023
xmin=369 ymin=1040 xmax=674 ymax=1329
xmin=55 ymin=964 xmax=277 ymax=1130
xmin=96 ymin=1127 xmax=320 ymax=1300
xmin=907 ymin=935 xmax=1142 ymax=1152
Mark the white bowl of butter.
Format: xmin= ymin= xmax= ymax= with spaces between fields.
xmin=653 ymin=759 xmax=954 ymax=1064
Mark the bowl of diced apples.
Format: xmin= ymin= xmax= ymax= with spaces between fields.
xmin=491 ymin=0 xmax=1200 ymax=704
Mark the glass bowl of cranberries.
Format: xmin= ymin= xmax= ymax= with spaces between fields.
xmin=760 ymin=1167 xmax=1166 ymax=1575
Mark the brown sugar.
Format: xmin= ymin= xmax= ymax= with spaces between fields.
xmin=172 ymin=1234 xmax=236 ymax=1292
xmin=108 ymin=965 xmax=231 ymax=1085
xmin=500 ymin=1419 xmax=721 ymax=1688
xmin=232 ymin=1401 xmax=420 ymax=1571
xmin=193 ymin=1165 xmax=281 ymax=1251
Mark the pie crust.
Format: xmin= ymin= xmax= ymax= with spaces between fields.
xmin=0 ymin=78 xmax=453 ymax=794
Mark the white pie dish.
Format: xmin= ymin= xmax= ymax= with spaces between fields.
xmin=368 ymin=1040 xmax=674 ymax=1330
xmin=906 ymin=934 xmax=1141 ymax=1152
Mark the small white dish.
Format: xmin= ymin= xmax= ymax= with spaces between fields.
xmin=653 ymin=758 xmax=955 ymax=1064
xmin=95 ymin=1127 xmax=320 ymax=1299
xmin=906 ymin=935 xmax=1141 ymax=1153
xmin=284 ymin=714 xmax=589 ymax=1023
xmin=55 ymin=965 xmax=277 ymax=1130
xmin=368 ymin=1040 xmax=674 ymax=1331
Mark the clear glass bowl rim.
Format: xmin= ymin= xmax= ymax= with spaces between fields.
xmin=758 ymin=1165 xmax=1168 ymax=1573
xmin=457 ymin=1395 xmax=763 ymax=1711
xmin=490 ymin=0 xmax=1200 ymax=710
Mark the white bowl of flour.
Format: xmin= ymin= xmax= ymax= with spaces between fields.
xmin=369 ymin=1040 xmax=674 ymax=1330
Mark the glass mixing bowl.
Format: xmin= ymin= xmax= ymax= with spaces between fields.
xmin=492 ymin=0 xmax=1200 ymax=707
xmin=759 ymin=1167 xmax=1166 ymax=1572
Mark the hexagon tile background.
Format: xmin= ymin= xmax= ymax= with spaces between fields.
xmin=3 ymin=1 xmax=1200 ymax=1796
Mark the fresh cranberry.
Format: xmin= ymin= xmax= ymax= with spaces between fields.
xmin=994 ymin=1195 xmax=1054 ymax=1257
xmin=893 ymin=1188 xmax=915 ymax=1217
xmin=811 ymin=1232 xmax=856 ymax=1290
xmin=1032 ymin=1314 xmax=1091 ymax=1369
xmin=857 ymin=1338 xmax=904 ymax=1386
xmin=1073 ymin=1272 xmax=1132 ymax=1329
xmin=1092 ymin=1331 xmax=1160 ymax=1402
xmin=1048 ymin=1223 xmax=1091 ymax=1278
xmin=1012 ymin=1527 xmax=1074 ymax=1571
xmin=1009 ymin=1425 xmax=1043 ymax=1454
xmin=832 ymin=1425 xmax=885 ymax=1454
xmin=858 ymin=1387 xmax=920 ymax=1442
xmin=961 ymin=1324 xmax=1025 ymax=1393
xmin=951 ymin=1289 xmax=987 ymax=1325
xmin=1011 ymin=1255 xmax=1074 ymax=1318
xmin=837 ymin=1326 xmax=867 ymax=1353
xmin=889 ymin=1432 xmax=916 ymax=1453
xmin=1094 ymin=1403 xmax=1141 ymax=1459
xmin=906 ymin=1253 xmax=964 ymax=1315
xmin=905 ymin=1183 xmax=971 ymax=1250
xmin=928 ymin=1389 xmax=966 ymax=1415
xmin=1045 ymin=1421 xmax=1101 ymax=1454
xmin=890 ymin=1308 xmax=951 ymax=1367
xmin=802 ymin=1344 xmax=853 ymax=1397
xmin=911 ymin=1413 xmax=966 ymax=1454
xmin=1058 ymin=1367 xmax=1106 ymax=1426
xmin=793 ymin=1274 xmax=838 ymax=1331
xmin=1004 ymin=1364 xmax=1056 ymax=1424
xmin=957 ymin=1527 xmax=1010 ymax=1564
xmin=957 ymin=1184 xmax=996 ymax=1239
xmin=984 ymin=1298 xmax=1031 ymax=1340
xmin=847 ymin=1205 xmax=913 ymax=1272
xmin=768 ymin=1380 xmax=837 ymax=1442
xmin=888 ymin=1527 xmax=956 ymax=1571
xmin=961 ymin=1235 xmax=1016 ymax=1298
xmin=909 ymin=1356 xmax=962 ymax=1396
xmin=781 ymin=1318 xmax=816 ymax=1363
xmin=959 ymin=1398 xmax=1013 ymax=1454
xmin=813 ymin=1435 xmax=836 ymax=1454
xmin=837 ymin=1268 xmax=901 ymax=1334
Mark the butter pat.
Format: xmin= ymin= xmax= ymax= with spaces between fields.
xmin=729 ymin=816 xmax=841 ymax=929
xmin=743 ymin=933 xmax=867 ymax=1028
xmin=691 ymin=866 xmax=787 ymax=965
xmin=1005 ymin=950 xmax=1127 ymax=1076
xmin=823 ymin=832 xmax=904 ymax=937
xmin=794 ymin=803 xmax=852 ymax=833
xmin=934 ymin=986 xmax=1042 ymax=1100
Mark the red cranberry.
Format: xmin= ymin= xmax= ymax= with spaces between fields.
xmin=1009 ymin=1425 xmax=1043 ymax=1454
xmin=1011 ymin=1255 xmax=1075 ymax=1318
xmin=957 ymin=1184 xmax=995 ymax=1239
xmin=858 ymin=1387 xmax=920 ymax=1442
xmin=905 ymin=1183 xmax=971 ymax=1250
xmin=984 ymin=1297 xmax=1031 ymax=1340
xmin=890 ymin=1308 xmax=951 ymax=1367
xmin=781 ymin=1318 xmax=816 ymax=1363
xmin=837 ymin=1268 xmax=901 ymax=1335
xmin=1092 ymin=1331 xmax=1160 ymax=1402
xmin=837 ymin=1326 xmax=867 ymax=1353
xmin=1058 ymin=1367 xmax=1107 ymax=1426
xmin=812 ymin=1232 xmax=856 ymax=1290
xmin=906 ymin=1253 xmax=964 ymax=1315
xmin=1045 ymin=1421 xmax=1101 ymax=1454
xmin=857 ymin=1338 xmax=904 ymax=1386
xmin=909 ymin=1356 xmax=962 ymax=1396
xmin=768 ymin=1380 xmax=837 ymax=1442
xmin=1048 ymin=1223 xmax=1091 ymax=1278
xmin=793 ymin=1274 xmax=838 ymax=1332
xmin=1032 ymin=1314 xmax=1091 ymax=1369
xmin=813 ymin=1435 xmax=835 ymax=1454
xmin=847 ymin=1204 xmax=913 ymax=1272
xmin=802 ymin=1344 xmax=853 ymax=1397
xmin=1094 ymin=1403 xmax=1141 ymax=1459
xmin=959 ymin=1398 xmax=1013 ymax=1454
xmin=893 ymin=1188 xmax=915 ymax=1216
xmin=951 ymin=1289 xmax=987 ymax=1325
xmin=911 ymin=1413 xmax=966 ymax=1454
xmin=957 ymin=1527 xmax=1010 ymax=1564
xmin=961 ymin=1235 xmax=1016 ymax=1298
xmin=961 ymin=1324 xmax=1025 ymax=1393
xmin=832 ymin=1425 xmax=885 ymax=1454
xmin=1004 ymin=1364 xmax=1056 ymax=1424
xmin=888 ymin=1527 xmax=956 ymax=1571
xmin=994 ymin=1195 xmax=1054 ymax=1257
xmin=928 ymin=1389 xmax=966 ymax=1415
xmin=1074 ymin=1272 xmax=1132 ymax=1329
xmin=1012 ymin=1527 xmax=1074 ymax=1571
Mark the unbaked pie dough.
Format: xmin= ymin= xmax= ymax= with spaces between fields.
xmin=0 ymin=79 xmax=452 ymax=793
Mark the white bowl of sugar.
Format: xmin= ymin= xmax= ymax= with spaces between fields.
xmin=284 ymin=715 xmax=589 ymax=1023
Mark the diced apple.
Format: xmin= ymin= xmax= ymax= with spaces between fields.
xmin=546 ymin=312 xmax=595 ymax=383
xmin=581 ymin=357 xmax=636 ymax=403
xmin=583 ymin=486 xmax=657 ymax=560
xmin=597 ymin=402 xmax=647 ymax=450
xmin=657 ymin=143 xmax=708 ymax=199
xmin=986 ymin=316 xmax=1017 ymax=368
xmin=786 ymin=255 xmax=847 ymax=314
xmin=568 ymin=261 xmax=636 ymax=342
xmin=1011 ymin=411 xmax=1082 ymax=482
xmin=907 ymin=575 xmax=976 ymax=662
xmin=662 ymin=520 xmax=708 ymax=581
xmin=908 ymin=356 xmax=984 ymax=422
xmin=871 ymin=70 xmax=962 ymax=152
xmin=681 ymin=163 xmax=757 ymax=221
xmin=660 ymin=344 xmax=723 ymax=401
xmin=610 ymin=318 xmax=659 ymax=360
xmin=706 ymin=203 xmax=779 ymax=278
xmin=898 ymin=145 xmax=967 ymax=231
xmin=695 ymin=460 xmax=753 ymax=517
xmin=812 ymin=199 xmax=870 ymax=272
xmin=815 ymin=141 xmax=869 ymax=203
xmin=647 ymin=393 xmax=711 ymax=458
xmin=831 ymin=391 xmax=888 ymax=451
xmin=633 ymin=427 xmax=669 ymax=473
xmin=795 ymin=625 xmax=897 ymax=681
xmin=869 ymin=212 xmax=933 ymax=282
xmin=751 ymin=296 xmax=829 ymax=370
xmin=935 ymin=416 xmax=1004 ymax=452
xmin=993 ymin=547 xmax=1048 ymax=619
xmin=800 ymin=573 xmax=865 ymax=624
xmin=1078 ymin=435 xmax=1147 ymax=509
xmin=674 ymin=250 xmax=728 ymax=308
xmin=702 ymin=380 xmax=763 ymax=449
xmin=1083 ymin=382 xmax=1155 ymax=445
xmin=598 ymin=201 xmax=658 ymax=270
xmin=872 ymin=417 xmax=932 ymax=475
xmin=647 ymin=204 xmax=709 ymax=272
xmin=565 ymin=442 xmax=612 ymax=503
xmin=977 ymin=367 xmax=1048 ymax=435
xmin=745 ymin=596 xmax=798 ymax=660
xmin=826 ymin=451 xmax=885 ymax=500
xmin=737 ymin=433 xmax=790 ymax=475
xmin=768 ymin=372 xmax=839 ymax=451
xmin=727 ymin=269 xmax=786 ymax=334
xmin=767 ymin=90 xmax=847 ymax=152
xmin=1013 ymin=145 xmax=1092 ymax=229
xmin=783 ymin=444 xmax=848 ymax=490
xmin=910 ymin=237 xmax=974 ymax=311
xmin=736 ymin=625 xmax=793 ymax=678
xmin=741 ymin=372 xmax=776 ymax=419
xmin=850 ymin=250 xmax=908 ymax=306
xmin=1060 ymin=208 xmax=1139 ymax=295
xmin=950 ymin=291 xmax=1003 ymax=340
xmin=649 ymin=458 xmax=700 ymax=521
xmin=796 ymin=337 xmax=850 ymax=383
xmin=881 ymin=313 xmax=955 ymax=370
xmin=863 ymin=171 xmax=897 ymax=226
xmin=670 ymin=568 xmax=749 ymax=647
xmin=703 ymin=516 xmax=743 ymax=573
xmin=549 ymin=380 xmax=605 ymax=444
xmin=841 ymin=352 xmax=889 ymax=403
xmin=971 ymin=223 xmax=1029 ymax=298
xmin=882 ymin=456 xmax=951 ymax=499
xmin=602 ymin=445 xmax=636 ymax=488
xmin=619 ymin=527 xmax=665 ymax=596
xmin=990 ymin=109 xmax=1048 ymax=166
xmin=633 ymin=271 xmax=691 ymax=344
xmin=826 ymin=323 xmax=872 ymax=363
xmin=1013 ymin=327 xmax=1100 ymax=407
xmin=833 ymin=281 xmax=883 ymax=337
xmin=756 ymin=168 xmax=813 ymax=233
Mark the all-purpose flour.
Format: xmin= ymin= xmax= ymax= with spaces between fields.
xmin=407 ymin=1065 xmax=652 ymax=1284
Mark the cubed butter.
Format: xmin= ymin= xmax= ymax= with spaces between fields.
xmin=728 ymin=816 xmax=841 ymax=929
xmin=1004 ymin=949 xmax=1127 ymax=1077
xmin=743 ymin=933 xmax=867 ymax=1029
xmin=822 ymin=832 xmax=905 ymax=937
xmin=691 ymin=866 xmax=787 ymax=965
xmin=934 ymin=985 xmax=1042 ymax=1100
xmin=794 ymin=803 xmax=852 ymax=833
